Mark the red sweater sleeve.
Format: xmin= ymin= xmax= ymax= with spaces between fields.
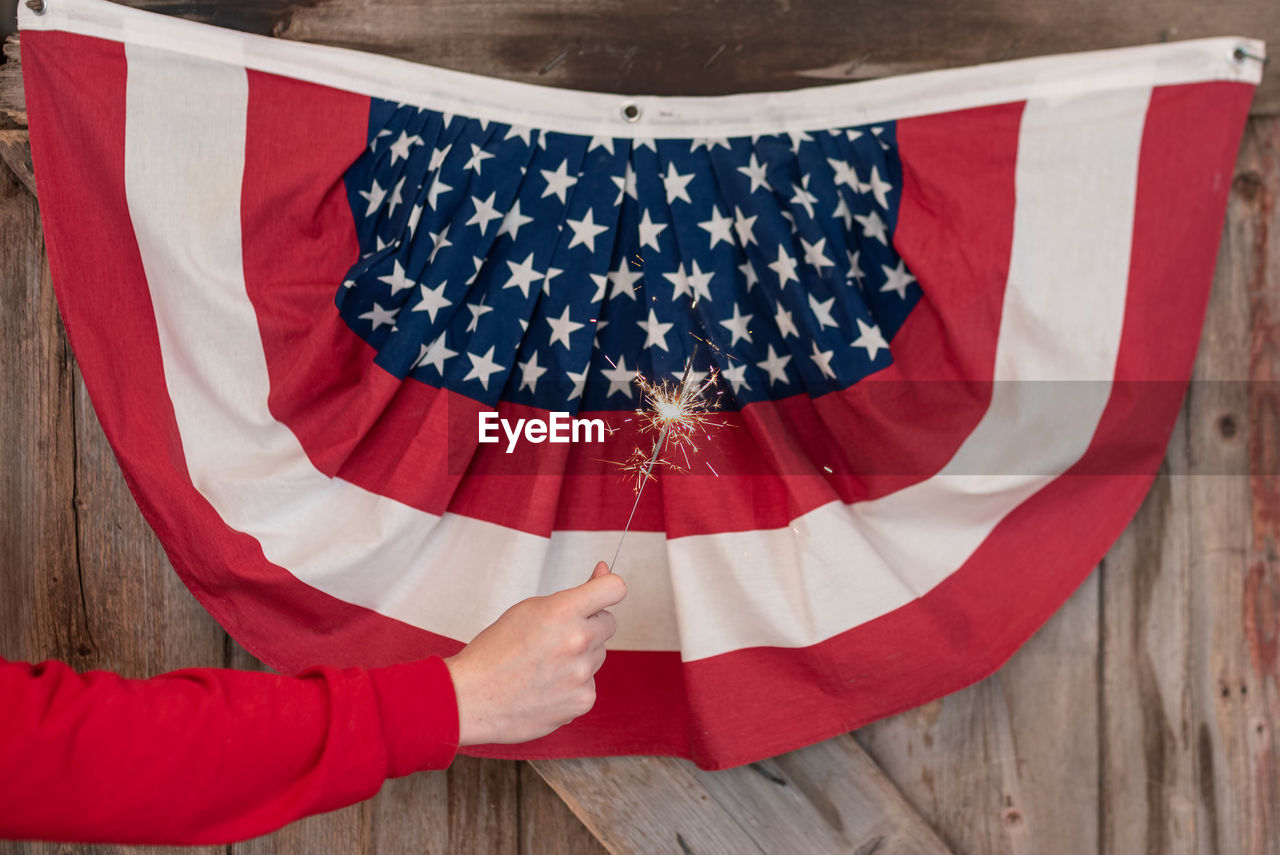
xmin=0 ymin=654 xmax=459 ymax=845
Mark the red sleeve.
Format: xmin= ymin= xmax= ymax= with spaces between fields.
xmin=0 ymin=654 xmax=459 ymax=845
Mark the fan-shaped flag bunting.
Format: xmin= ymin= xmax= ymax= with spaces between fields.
xmin=19 ymin=0 xmax=1264 ymax=769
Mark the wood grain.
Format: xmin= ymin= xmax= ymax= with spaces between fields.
xmin=2 ymin=0 xmax=1278 ymax=126
xmin=519 ymin=764 xmax=608 ymax=855
xmin=1182 ymin=116 xmax=1280 ymax=855
xmin=855 ymin=569 xmax=1101 ymax=854
xmin=531 ymin=738 xmax=952 ymax=855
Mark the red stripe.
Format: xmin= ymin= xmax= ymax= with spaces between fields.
xmin=24 ymin=31 xmax=459 ymax=672
xmin=243 ymin=83 xmax=1020 ymax=538
xmin=30 ymin=26 xmax=1251 ymax=768
xmin=628 ymin=81 xmax=1254 ymax=769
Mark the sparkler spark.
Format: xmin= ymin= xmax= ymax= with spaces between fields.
xmin=608 ymin=343 xmax=722 ymax=572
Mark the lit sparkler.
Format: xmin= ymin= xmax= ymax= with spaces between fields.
xmin=609 ymin=342 xmax=722 ymax=572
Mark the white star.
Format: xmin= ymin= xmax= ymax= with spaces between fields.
xmin=547 ymin=305 xmax=585 ymax=349
xmin=607 ymin=259 xmax=643 ymax=301
xmin=671 ymin=367 xmax=710 ymax=390
xmin=410 ymin=280 xmax=453 ymax=322
xmin=767 ymin=244 xmax=800 ymax=288
xmin=612 ymin=161 xmax=638 ymax=205
xmin=565 ymin=366 xmax=589 ymax=401
xmin=632 ymin=137 xmax=657 ymax=152
xmin=808 ymin=293 xmax=839 ymax=329
xmin=737 ymin=153 xmax=771 ymax=193
xmin=720 ymin=361 xmax=751 ymax=394
xmin=880 ymin=258 xmax=916 ymax=299
xmin=789 ymin=175 xmax=818 ymax=219
xmin=518 ymin=352 xmax=548 ymax=393
xmin=786 ymin=129 xmax=815 ymax=150
xmin=464 ymin=346 xmax=505 ymax=390
xmin=801 ymin=236 xmax=836 ymax=275
xmin=719 ymin=304 xmax=753 ymax=347
xmin=463 ymin=142 xmax=496 ymax=174
xmin=685 ymin=260 xmax=715 ymax=303
xmin=739 ymin=259 xmax=759 ymax=291
xmin=498 ymin=200 xmax=535 ymax=241
xmin=426 ymin=173 xmax=454 ymax=209
xmin=775 ymin=305 xmax=799 ymax=339
xmin=407 ymin=203 xmax=424 ymax=237
xmin=542 ymin=265 xmax=565 ymax=296
xmin=589 ymin=272 xmax=609 ymax=304
xmin=427 ymin=143 xmax=451 ymax=172
xmin=847 ymin=249 xmax=866 ymax=286
xmin=358 ymin=302 xmax=398 ymax=331
xmin=466 ymin=300 xmax=493 ymax=332
xmin=387 ymin=131 xmax=422 ymax=165
xmin=733 ymin=206 xmax=759 ymax=247
xmin=866 ymin=165 xmax=893 ymax=209
xmin=637 ymin=308 xmax=675 ymax=352
xmin=540 ymin=159 xmax=579 ymax=204
xmin=827 ymin=158 xmax=861 ymax=192
xmin=832 ymin=196 xmax=854 ymax=231
xmin=427 ymin=223 xmax=453 ymax=264
xmin=466 ymin=191 xmax=504 ymax=236
xmin=565 ymin=207 xmax=610 ymax=252
xmin=854 ymin=210 xmax=889 ymax=245
xmin=756 ymin=344 xmax=792 ymax=387
xmin=690 ymin=137 xmax=733 ymax=151
xmin=505 ymin=124 xmax=534 ymax=146
xmin=602 ymin=356 xmax=637 ymax=399
xmin=699 ymin=206 xmax=735 ymax=249
xmin=661 ymin=161 xmax=695 ymax=204
xmin=638 ymin=208 xmax=668 ymax=252
xmin=588 ymin=135 xmax=616 ymax=155
xmin=384 ymin=176 xmax=406 ymax=218
xmin=502 ymin=252 xmax=545 ymax=299
xmin=810 ymin=340 xmax=837 ymax=380
xmin=851 ymin=318 xmax=890 ymax=361
xmin=871 ymin=126 xmax=891 ymax=150
xmin=358 ymin=179 xmax=386 ymax=217
xmin=377 ymin=259 xmax=416 ymax=295
xmin=664 ymin=260 xmax=714 ymax=303
xmin=413 ymin=333 xmax=457 ymax=375
xmin=369 ymin=128 xmax=392 ymax=152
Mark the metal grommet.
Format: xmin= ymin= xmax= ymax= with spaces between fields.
xmin=1232 ymin=45 xmax=1268 ymax=66
xmin=620 ymin=101 xmax=641 ymax=123
xmin=25 ymin=0 xmax=47 ymax=14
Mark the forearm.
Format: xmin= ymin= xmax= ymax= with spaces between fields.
xmin=0 ymin=655 xmax=458 ymax=845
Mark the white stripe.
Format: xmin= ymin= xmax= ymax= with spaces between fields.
xmin=122 ymin=48 xmax=1148 ymax=660
xmin=29 ymin=0 xmax=1262 ymax=139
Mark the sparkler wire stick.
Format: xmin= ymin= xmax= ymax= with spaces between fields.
xmin=608 ymin=344 xmax=699 ymax=573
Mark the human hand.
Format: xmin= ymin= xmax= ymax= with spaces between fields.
xmin=443 ymin=561 xmax=626 ymax=746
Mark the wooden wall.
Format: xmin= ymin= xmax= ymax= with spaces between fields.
xmin=1 ymin=2 xmax=1278 ymax=852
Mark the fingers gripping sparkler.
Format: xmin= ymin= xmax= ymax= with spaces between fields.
xmin=609 ymin=342 xmax=721 ymax=573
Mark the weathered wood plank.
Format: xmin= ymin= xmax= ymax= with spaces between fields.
xmin=0 ymin=37 xmax=24 ymax=127
xmin=0 ymin=135 xmax=64 ymax=667
xmin=518 ymin=763 xmax=607 ymax=855
xmin=3 ymin=0 xmax=1278 ymax=126
xmin=530 ymin=737 xmax=952 ymax=855
xmin=855 ymin=570 xmax=1101 ymax=855
xmin=1182 ymin=115 xmax=1280 ymax=855
xmin=0 ymin=130 xmax=32 ymax=196
xmin=1098 ymin=423 xmax=1198 ymax=855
